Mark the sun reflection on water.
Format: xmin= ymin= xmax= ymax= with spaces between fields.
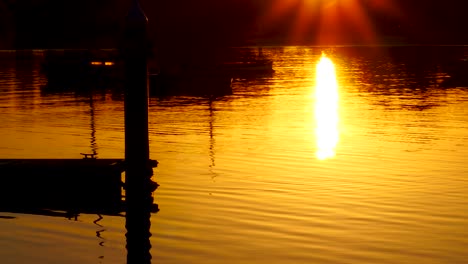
xmin=314 ymin=53 xmax=339 ymax=160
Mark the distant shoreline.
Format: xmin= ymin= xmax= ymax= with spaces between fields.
xmin=2 ymin=44 xmax=468 ymax=53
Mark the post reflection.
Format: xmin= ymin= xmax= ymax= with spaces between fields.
xmin=314 ymin=53 xmax=340 ymax=160
xmin=125 ymin=189 xmax=154 ymax=264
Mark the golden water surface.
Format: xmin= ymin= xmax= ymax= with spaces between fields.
xmin=0 ymin=46 xmax=468 ymax=264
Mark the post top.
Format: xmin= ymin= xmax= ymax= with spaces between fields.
xmin=126 ymin=0 xmax=148 ymax=24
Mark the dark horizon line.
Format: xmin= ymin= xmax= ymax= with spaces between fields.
xmin=2 ymin=43 xmax=468 ymax=52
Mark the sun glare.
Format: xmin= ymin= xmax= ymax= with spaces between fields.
xmin=314 ymin=53 xmax=339 ymax=160
xmin=262 ymin=0 xmax=399 ymax=45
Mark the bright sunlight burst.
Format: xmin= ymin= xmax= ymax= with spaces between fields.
xmin=261 ymin=0 xmax=400 ymax=44
xmin=314 ymin=53 xmax=339 ymax=160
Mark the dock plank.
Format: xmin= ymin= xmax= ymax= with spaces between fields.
xmin=0 ymin=158 xmax=126 ymax=212
xmin=0 ymin=158 xmax=158 ymax=214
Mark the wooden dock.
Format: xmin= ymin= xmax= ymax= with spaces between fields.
xmin=0 ymin=158 xmax=157 ymax=214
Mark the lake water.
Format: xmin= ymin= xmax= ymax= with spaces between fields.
xmin=1 ymin=46 xmax=468 ymax=264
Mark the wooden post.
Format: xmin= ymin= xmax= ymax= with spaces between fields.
xmin=122 ymin=0 xmax=151 ymax=190
xmin=121 ymin=1 xmax=155 ymax=263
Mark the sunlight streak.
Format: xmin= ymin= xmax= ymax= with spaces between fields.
xmin=314 ymin=53 xmax=339 ymax=160
xmin=261 ymin=0 xmax=399 ymax=45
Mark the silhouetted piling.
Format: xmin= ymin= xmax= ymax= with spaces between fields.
xmin=121 ymin=1 xmax=154 ymax=263
xmin=122 ymin=0 xmax=151 ymax=188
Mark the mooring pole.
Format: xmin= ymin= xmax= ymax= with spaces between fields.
xmin=121 ymin=0 xmax=155 ymax=263
xmin=123 ymin=0 xmax=151 ymax=189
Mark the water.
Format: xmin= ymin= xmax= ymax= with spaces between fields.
xmin=1 ymin=46 xmax=468 ymax=263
